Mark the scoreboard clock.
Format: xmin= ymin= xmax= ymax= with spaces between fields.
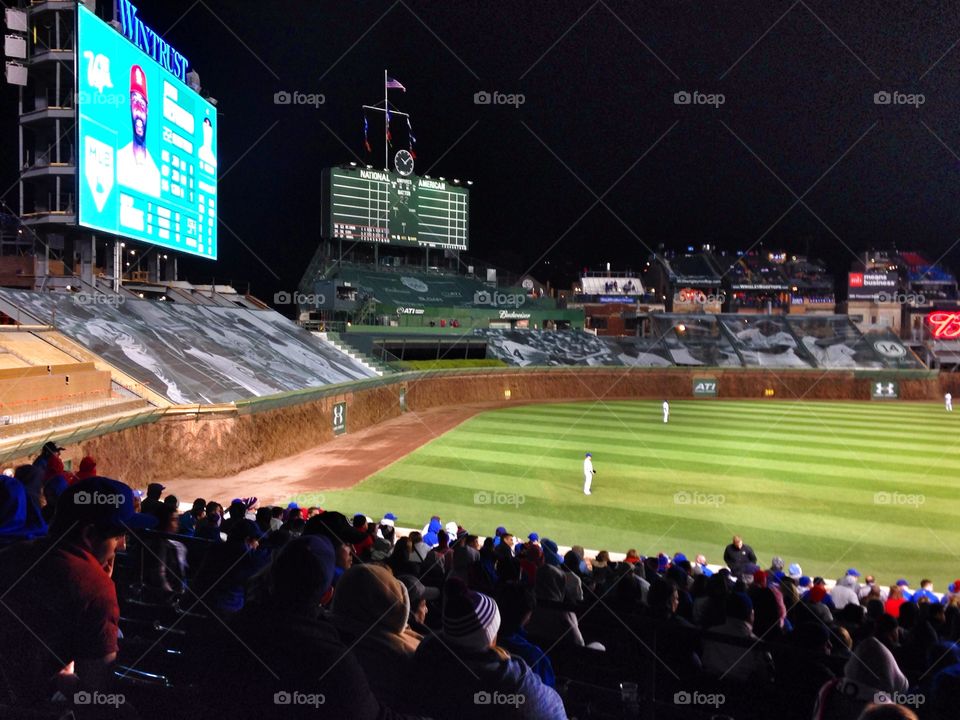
xmin=324 ymin=166 xmax=469 ymax=250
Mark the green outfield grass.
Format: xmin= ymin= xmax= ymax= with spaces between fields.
xmin=295 ymin=400 xmax=960 ymax=589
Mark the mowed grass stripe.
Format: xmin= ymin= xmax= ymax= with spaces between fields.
xmin=415 ymin=438 xmax=960 ymax=483
xmin=453 ymin=423 xmax=958 ymax=462
xmin=487 ymin=404 xmax=953 ymax=439
xmin=303 ymin=400 xmax=960 ymax=588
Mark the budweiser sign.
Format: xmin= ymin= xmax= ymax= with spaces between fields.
xmin=927 ymin=311 xmax=960 ymax=339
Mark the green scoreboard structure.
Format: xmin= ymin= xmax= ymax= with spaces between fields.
xmin=324 ymin=167 xmax=469 ymax=250
xmin=76 ymin=5 xmax=218 ymax=258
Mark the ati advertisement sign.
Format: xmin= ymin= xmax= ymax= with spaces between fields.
xmin=693 ymin=378 xmax=718 ymax=396
xmin=871 ymin=381 xmax=899 ymax=400
xmin=848 ymin=272 xmax=898 ymax=301
xmin=332 ymin=402 xmax=347 ymax=435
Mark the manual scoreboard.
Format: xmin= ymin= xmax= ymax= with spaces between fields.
xmin=324 ymin=167 xmax=469 ymax=250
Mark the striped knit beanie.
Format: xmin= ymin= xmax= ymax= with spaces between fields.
xmin=442 ymin=578 xmax=501 ymax=651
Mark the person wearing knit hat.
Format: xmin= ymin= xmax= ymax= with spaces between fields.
xmin=76 ymin=456 xmax=97 ymax=482
xmin=413 ymin=577 xmax=567 ymax=719
xmin=441 ymin=577 xmax=501 ymax=651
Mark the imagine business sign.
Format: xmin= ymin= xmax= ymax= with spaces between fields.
xmin=116 ymin=0 xmax=190 ymax=83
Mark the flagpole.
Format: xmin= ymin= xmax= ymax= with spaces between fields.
xmin=384 ymin=69 xmax=389 ymax=171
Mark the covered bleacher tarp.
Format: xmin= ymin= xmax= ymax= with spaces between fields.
xmin=0 ymin=289 xmax=378 ymax=404
xmin=326 ymin=268 xmax=489 ymax=308
xmin=484 ymin=314 xmax=924 ymax=369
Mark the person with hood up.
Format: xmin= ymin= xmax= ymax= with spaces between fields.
xmin=812 ymin=637 xmax=909 ymax=720
xmin=832 ymin=574 xmax=862 ymax=611
xmin=0 ymin=471 xmax=47 ymax=546
xmin=202 ymin=535 xmax=407 ymax=720
xmin=331 ymin=563 xmax=425 ymax=714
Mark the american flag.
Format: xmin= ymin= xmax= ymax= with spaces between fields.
xmin=385 ymin=77 xmax=406 ymax=92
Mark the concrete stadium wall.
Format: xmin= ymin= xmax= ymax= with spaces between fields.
xmin=0 ymin=363 xmax=112 ymax=414
xmin=22 ymin=367 xmax=940 ymax=484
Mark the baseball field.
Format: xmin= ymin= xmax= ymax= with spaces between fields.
xmin=298 ymin=399 xmax=960 ymax=589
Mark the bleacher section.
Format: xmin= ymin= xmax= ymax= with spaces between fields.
xmin=0 ymin=289 xmax=378 ymax=404
xmin=324 ymin=266 xmax=491 ymax=308
xmin=484 ymin=314 xmax=924 ymax=369
xmin=579 ymin=276 xmax=643 ymax=296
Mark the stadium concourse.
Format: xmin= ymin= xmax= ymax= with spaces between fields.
xmin=0 ymin=289 xmax=956 ymax=719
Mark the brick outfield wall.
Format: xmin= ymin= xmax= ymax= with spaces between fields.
xmin=19 ymin=368 xmax=942 ymax=484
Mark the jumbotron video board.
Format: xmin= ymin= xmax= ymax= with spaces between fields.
xmin=325 ymin=167 xmax=469 ymax=250
xmin=76 ymin=4 xmax=218 ymax=259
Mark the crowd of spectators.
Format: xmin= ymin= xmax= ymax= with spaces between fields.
xmin=0 ymin=448 xmax=959 ymax=719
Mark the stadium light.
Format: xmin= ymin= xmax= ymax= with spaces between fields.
xmin=467 ymin=180 xmax=473 ymax=186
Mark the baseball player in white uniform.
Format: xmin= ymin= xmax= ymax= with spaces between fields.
xmin=663 ymin=400 xmax=670 ymax=424
xmin=583 ymin=452 xmax=595 ymax=495
xmin=946 ymin=393 xmax=953 ymax=412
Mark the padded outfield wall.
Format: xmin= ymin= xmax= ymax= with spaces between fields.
xmin=5 ymin=366 xmax=940 ymax=484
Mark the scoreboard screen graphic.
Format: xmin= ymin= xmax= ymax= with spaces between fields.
xmin=325 ymin=167 xmax=469 ymax=250
xmin=76 ymin=5 xmax=217 ymax=259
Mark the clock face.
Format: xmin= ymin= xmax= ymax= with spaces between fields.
xmin=394 ymin=149 xmax=415 ymax=176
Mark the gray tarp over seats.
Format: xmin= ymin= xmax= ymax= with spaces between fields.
xmin=785 ymin=316 xmax=923 ymax=369
xmin=718 ymin=315 xmax=815 ymax=368
xmin=650 ymin=315 xmax=742 ymax=367
xmin=484 ymin=329 xmax=624 ymax=366
xmin=0 ymin=289 xmax=377 ymax=404
xmin=483 ymin=315 xmax=924 ymax=369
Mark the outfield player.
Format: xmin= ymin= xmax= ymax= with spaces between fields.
xmin=662 ymin=400 xmax=670 ymax=424
xmin=946 ymin=392 xmax=953 ymax=412
xmin=583 ymin=452 xmax=595 ymax=495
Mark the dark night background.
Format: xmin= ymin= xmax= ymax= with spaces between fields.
xmin=4 ymin=0 xmax=960 ymax=301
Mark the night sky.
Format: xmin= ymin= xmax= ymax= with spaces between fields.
xmin=4 ymin=1 xmax=960 ymax=301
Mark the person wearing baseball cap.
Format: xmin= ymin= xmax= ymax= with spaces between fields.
xmin=140 ymin=481 xmax=165 ymax=517
xmin=0 ymin=476 xmax=156 ymax=706
xmin=413 ymin=577 xmax=567 ymax=718
xmin=116 ymin=64 xmax=161 ymax=196
xmin=398 ymin=574 xmax=440 ymax=634
xmin=304 ymin=510 xmax=368 ymax=587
